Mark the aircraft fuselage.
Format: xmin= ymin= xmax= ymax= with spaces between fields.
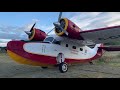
xmin=7 ymin=36 xmax=103 ymax=67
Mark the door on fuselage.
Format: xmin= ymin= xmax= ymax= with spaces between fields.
xmin=42 ymin=45 xmax=46 ymax=53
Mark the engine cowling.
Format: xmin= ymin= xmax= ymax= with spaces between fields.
xmin=28 ymin=28 xmax=47 ymax=41
xmin=55 ymin=18 xmax=84 ymax=40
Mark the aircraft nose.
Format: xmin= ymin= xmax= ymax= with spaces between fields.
xmin=7 ymin=41 xmax=12 ymax=51
xmin=7 ymin=41 xmax=25 ymax=52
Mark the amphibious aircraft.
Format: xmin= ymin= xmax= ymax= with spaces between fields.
xmin=7 ymin=12 xmax=120 ymax=73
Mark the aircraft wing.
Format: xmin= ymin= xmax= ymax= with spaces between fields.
xmin=80 ymin=25 xmax=120 ymax=45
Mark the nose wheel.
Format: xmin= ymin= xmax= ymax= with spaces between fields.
xmin=59 ymin=62 xmax=68 ymax=73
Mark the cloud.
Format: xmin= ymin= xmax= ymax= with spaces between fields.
xmin=70 ymin=12 xmax=104 ymax=30
xmin=38 ymin=25 xmax=54 ymax=35
xmin=24 ymin=23 xmax=35 ymax=30
xmin=0 ymin=24 xmax=28 ymax=40
xmin=70 ymin=12 xmax=120 ymax=30
xmin=0 ymin=39 xmax=11 ymax=43
xmin=32 ymin=19 xmax=39 ymax=22
xmin=0 ymin=19 xmax=54 ymax=40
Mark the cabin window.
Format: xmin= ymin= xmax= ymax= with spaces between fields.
xmin=72 ymin=46 xmax=76 ymax=49
xmin=80 ymin=48 xmax=83 ymax=51
xmin=66 ymin=44 xmax=68 ymax=47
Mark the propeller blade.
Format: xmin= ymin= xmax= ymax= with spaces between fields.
xmin=30 ymin=22 xmax=36 ymax=32
xmin=58 ymin=12 xmax=62 ymax=22
xmin=53 ymin=22 xmax=60 ymax=28
xmin=25 ymin=31 xmax=31 ymax=35
xmin=59 ymin=27 xmax=68 ymax=36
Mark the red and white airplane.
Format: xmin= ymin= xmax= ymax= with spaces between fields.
xmin=7 ymin=12 xmax=120 ymax=73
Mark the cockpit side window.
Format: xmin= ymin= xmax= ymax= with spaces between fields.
xmin=53 ymin=39 xmax=61 ymax=45
xmin=44 ymin=37 xmax=61 ymax=45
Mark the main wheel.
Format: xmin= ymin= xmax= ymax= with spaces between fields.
xmin=59 ymin=62 xmax=68 ymax=73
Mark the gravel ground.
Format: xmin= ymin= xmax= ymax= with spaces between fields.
xmin=0 ymin=52 xmax=120 ymax=78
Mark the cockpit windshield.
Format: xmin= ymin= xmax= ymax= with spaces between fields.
xmin=43 ymin=37 xmax=61 ymax=45
xmin=43 ymin=37 xmax=54 ymax=43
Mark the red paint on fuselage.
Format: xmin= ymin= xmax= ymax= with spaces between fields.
xmin=7 ymin=41 xmax=57 ymax=65
xmin=7 ymin=41 xmax=103 ymax=66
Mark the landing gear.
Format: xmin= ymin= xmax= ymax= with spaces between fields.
xmin=89 ymin=61 xmax=94 ymax=65
xmin=56 ymin=53 xmax=68 ymax=73
xmin=59 ymin=62 xmax=68 ymax=73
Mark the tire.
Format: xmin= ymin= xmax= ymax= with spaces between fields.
xmin=41 ymin=67 xmax=48 ymax=69
xmin=59 ymin=62 xmax=68 ymax=73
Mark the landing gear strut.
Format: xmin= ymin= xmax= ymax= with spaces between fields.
xmin=57 ymin=53 xmax=68 ymax=73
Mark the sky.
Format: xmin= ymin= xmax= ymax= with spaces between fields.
xmin=0 ymin=12 xmax=120 ymax=43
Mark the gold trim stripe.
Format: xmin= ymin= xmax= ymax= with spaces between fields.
xmin=7 ymin=50 xmax=48 ymax=66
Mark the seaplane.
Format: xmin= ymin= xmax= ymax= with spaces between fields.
xmin=7 ymin=12 xmax=120 ymax=73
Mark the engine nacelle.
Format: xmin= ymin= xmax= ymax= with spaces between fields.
xmin=28 ymin=28 xmax=47 ymax=41
xmin=55 ymin=18 xmax=84 ymax=40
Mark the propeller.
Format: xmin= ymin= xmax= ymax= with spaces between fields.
xmin=25 ymin=22 xmax=36 ymax=36
xmin=47 ymin=12 xmax=68 ymax=36
xmin=53 ymin=22 xmax=68 ymax=35
xmin=53 ymin=12 xmax=68 ymax=36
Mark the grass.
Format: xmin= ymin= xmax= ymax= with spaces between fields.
xmin=0 ymin=52 xmax=7 ymax=56
xmin=1 ymin=51 xmax=120 ymax=78
xmin=95 ymin=56 xmax=111 ymax=65
xmin=94 ymin=51 xmax=120 ymax=67
xmin=116 ymin=54 xmax=120 ymax=58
